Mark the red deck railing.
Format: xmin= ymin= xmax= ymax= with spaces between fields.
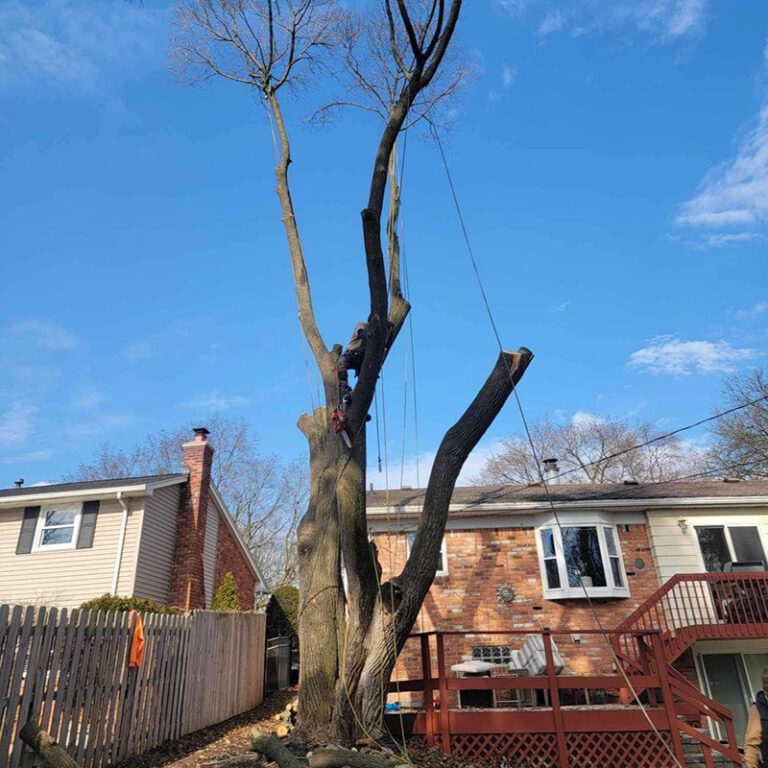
xmin=613 ymin=572 xmax=768 ymax=668
xmin=387 ymin=628 xmax=742 ymax=768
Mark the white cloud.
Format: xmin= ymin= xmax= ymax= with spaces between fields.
xmin=8 ymin=320 xmax=80 ymax=350
xmin=501 ymin=63 xmax=517 ymax=87
xmin=0 ymin=450 xmax=51 ymax=465
xmin=0 ymin=402 xmax=37 ymax=444
xmin=122 ymin=327 xmax=188 ymax=361
xmin=539 ymin=12 xmax=565 ymax=35
xmin=627 ymin=335 xmax=757 ymax=375
xmin=0 ymin=0 xmax=166 ymax=97
xmin=179 ymin=392 xmax=250 ymax=411
xmin=551 ymin=301 xmax=570 ymax=312
xmin=498 ymin=0 xmax=707 ymax=42
xmin=571 ymin=411 xmax=605 ymax=428
xmin=735 ymin=301 xmax=768 ymax=322
xmin=70 ymin=387 xmax=106 ymax=411
xmin=676 ymin=103 xmax=768 ymax=244
xmin=365 ymin=440 xmax=507 ymax=491
xmin=69 ymin=412 xmax=136 ymax=436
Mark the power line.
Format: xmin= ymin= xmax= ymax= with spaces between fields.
xmin=430 ymin=121 xmax=692 ymax=768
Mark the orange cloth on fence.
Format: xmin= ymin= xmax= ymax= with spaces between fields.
xmin=128 ymin=610 xmax=145 ymax=668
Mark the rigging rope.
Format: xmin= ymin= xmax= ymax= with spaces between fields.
xmin=429 ymin=119 xmax=689 ymax=768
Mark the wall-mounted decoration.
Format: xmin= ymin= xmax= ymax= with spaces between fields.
xmin=633 ymin=557 xmax=646 ymax=570
xmin=496 ymin=584 xmax=516 ymax=605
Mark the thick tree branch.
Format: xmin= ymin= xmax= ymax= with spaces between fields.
xmin=269 ymin=94 xmax=332 ymax=381
xmin=397 ymin=347 xmax=534 ymax=630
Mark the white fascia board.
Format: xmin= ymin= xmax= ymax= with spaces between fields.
xmin=0 ymin=484 xmax=152 ymax=507
xmin=367 ymin=495 xmax=768 ymax=520
xmin=209 ymin=484 xmax=270 ymax=591
xmin=0 ymin=475 xmax=189 ymax=508
xmin=368 ymin=509 xmax=646 ymax=533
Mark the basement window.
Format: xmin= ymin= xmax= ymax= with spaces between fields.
xmin=406 ymin=533 xmax=448 ymax=576
xmin=536 ymin=524 xmax=629 ymax=600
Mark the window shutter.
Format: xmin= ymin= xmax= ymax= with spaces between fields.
xmin=16 ymin=506 xmax=41 ymax=555
xmin=76 ymin=500 xmax=100 ymax=549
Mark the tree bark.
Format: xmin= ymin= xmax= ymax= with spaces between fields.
xmin=251 ymin=732 xmax=301 ymax=768
xmin=19 ymin=722 xmax=81 ymax=768
xmin=309 ymin=748 xmax=406 ymax=768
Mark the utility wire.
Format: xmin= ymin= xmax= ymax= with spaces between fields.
xmin=430 ymin=121 xmax=692 ymax=768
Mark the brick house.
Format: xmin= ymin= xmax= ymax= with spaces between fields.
xmin=0 ymin=428 xmax=267 ymax=611
xmin=368 ymin=478 xmax=768 ymax=742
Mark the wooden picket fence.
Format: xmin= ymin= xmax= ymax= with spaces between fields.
xmin=0 ymin=604 xmax=266 ymax=768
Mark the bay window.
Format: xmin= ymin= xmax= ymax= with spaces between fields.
xmin=537 ymin=523 xmax=628 ymax=599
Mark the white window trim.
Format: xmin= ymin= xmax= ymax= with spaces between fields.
xmin=536 ymin=522 xmax=629 ymax=600
xmin=406 ymin=532 xmax=448 ymax=577
xmin=31 ymin=503 xmax=82 ymax=553
xmin=690 ymin=516 xmax=768 ymax=572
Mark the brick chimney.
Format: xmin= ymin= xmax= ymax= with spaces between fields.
xmin=169 ymin=427 xmax=214 ymax=611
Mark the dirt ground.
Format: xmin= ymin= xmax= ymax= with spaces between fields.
xmin=118 ymin=689 xmax=297 ymax=768
xmin=117 ymin=690 xmax=501 ymax=768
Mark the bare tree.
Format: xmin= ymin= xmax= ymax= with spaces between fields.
xmin=63 ymin=414 xmax=305 ymax=587
xmin=709 ymin=368 xmax=768 ymax=477
xmin=172 ymin=0 xmax=532 ymax=744
xmin=475 ymin=415 xmax=699 ymax=485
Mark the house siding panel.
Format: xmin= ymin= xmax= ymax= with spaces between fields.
xmin=0 ymin=497 xmax=143 ymax=608
xmin=647 ymin=507 xmax=768 ymax=584
xmin=133 ymin=484 xmax=180 ymax=605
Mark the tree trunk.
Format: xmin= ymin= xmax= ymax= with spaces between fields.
xmin=294 ymin=349 xmax=533 ymax=747
xmin=293 ymin=408 xmax=347 ymax=744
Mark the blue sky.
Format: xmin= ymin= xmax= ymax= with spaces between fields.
xmin=1 ymin=0 xmax=767 ymax=488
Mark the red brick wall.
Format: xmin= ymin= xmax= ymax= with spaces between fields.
xmin=214 ymin=518 xmax=257 ymax=611
xmin=376 ymin=522 xmax=659 ymax=686
xmin=169 ymin=439 xmax=214 ymax=611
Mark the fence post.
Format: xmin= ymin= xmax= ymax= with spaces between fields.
xmin=420 ymin=635 xmax=435 ymax=749
xmin=649 ymin=631 xmax=686 ymax=768
xmin=435 ymin=633 xmax=451 ymax=755
xmin=542 ymin=629 xmax=569 ymax=768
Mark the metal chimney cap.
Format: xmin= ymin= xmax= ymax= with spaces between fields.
xmin=14 ymin=478 xmax=24 ymax=488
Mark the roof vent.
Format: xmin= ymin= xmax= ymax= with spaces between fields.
xmin=722 ymin=476 xmax=741 ymax=483
xmin=623 ymin=480 xmax=639 ymax=485
xmin=13 ymin=478 xmax=23 ymax=488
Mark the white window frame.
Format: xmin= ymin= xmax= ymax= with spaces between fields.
xmin=691 ymin=517 xmax=768 ymax=573
xmin=536 ymin=522 xmax=629 ymax=600
xmin=31 ymin=503 xmax=81 ymax=553
xmin=406 ymin=532 xmax=448 ymax=577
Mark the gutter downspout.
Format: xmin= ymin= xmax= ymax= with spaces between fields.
xmin=112 ymin=491 xmax=130 ymax=595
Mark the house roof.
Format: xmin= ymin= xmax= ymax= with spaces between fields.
xmin=0 ymin=473 xmax=188 ymax=499
xmin=367 ymin=479 xmax=768 ymax=516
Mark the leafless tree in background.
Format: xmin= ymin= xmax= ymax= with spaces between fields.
xmin=709 ymin=368 xmax=768 ymax=478
xmin=172 ymin=0 xmax=532 ymax=744
xmin=64 ymin=413 xmax=306 ymax=586
xmin=475 ymin=415 xmax=701 ymax=485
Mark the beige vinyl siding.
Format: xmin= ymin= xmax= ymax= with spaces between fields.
xmin=647 ymin=506 xmax=768 ymax=585
xmin=133 ymin=484 xmax=180 ymax=606
xmin=0 ymin=497 xmax=143 ymax=608
xmin=203 ymin=507 xmax=220 ymax=608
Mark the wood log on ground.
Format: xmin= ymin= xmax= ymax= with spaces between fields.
xmin=19 ymin=722 xmax=81 ymax=768
xmin=308 ymin=748 xmax=406 ymax=768
xmin=201 ymin=755 xmax=265 ymax=768
xmin=275 ymin=724 xmax=291 ymax=738
xmin=250 ymin=732 xmax=301 ymax=768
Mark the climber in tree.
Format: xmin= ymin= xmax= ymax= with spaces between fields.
xmin=337 ymin=322 xmax=369 ymax=405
